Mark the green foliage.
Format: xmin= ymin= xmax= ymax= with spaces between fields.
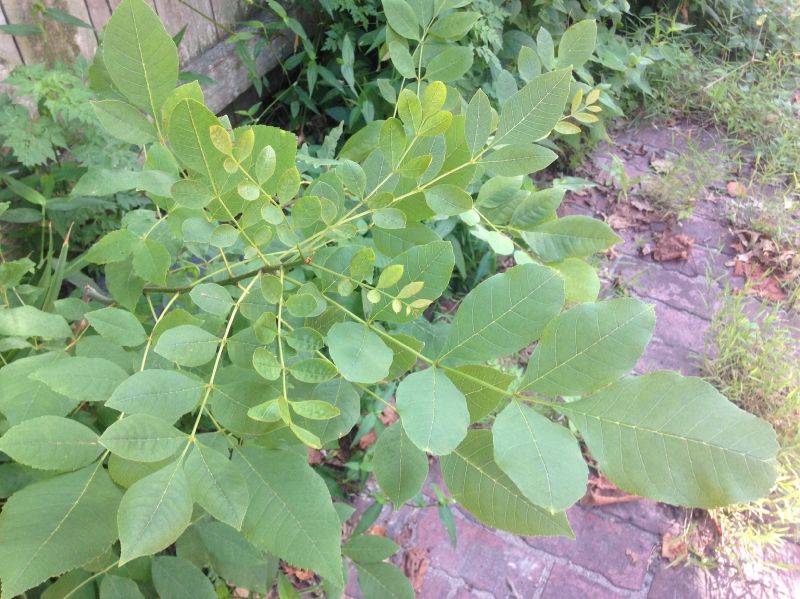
xmin=0 ymin=1 xmax=780 ymax=597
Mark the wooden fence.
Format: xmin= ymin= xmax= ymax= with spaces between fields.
xmin=0 ymin=0 xmax=311 ymax=112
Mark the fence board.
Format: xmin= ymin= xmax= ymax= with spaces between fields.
xmin=84 ymin=0 xmax=111 ymax=32
xmin=0 ymin=5 xmax=23 ymax=80
xmin=153 ymin=0 xmax=218 ymax=63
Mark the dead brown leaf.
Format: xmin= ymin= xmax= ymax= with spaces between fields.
xmin=282 ymin=563 xmax=315 ymax=582
xmin=307 ymin=448 xmax=323 ymax=465
xmin=402 ymin=547 xmax=429 ymax=594
xmin=581 ymin=474 xmax=641 ymax=506
xmin=726 ymin=181 xmax=747 ymax=197
xmin=652 ymin=230 xmax=693 ymax=262
xmin=661 ymin=531 xmax=688 ymax=563
xmin=367 ymin=524 xmax=387 ymax=537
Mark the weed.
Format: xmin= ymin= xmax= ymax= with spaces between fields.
xmin=701 ymin=283 xmax=800 ymax=566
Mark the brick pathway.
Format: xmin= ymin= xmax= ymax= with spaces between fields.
xmin=347 ymin=123 xmax=800 ymax=598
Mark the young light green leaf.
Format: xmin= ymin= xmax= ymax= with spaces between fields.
xmin=85 ymin=306 xmax=147 ymax=347
xmin=288 ymin=358 xmax=338 ymax=384
xmin=397 ymin=89 xmax=423 ymax=131
xmin=520 ymin=298 xmax=655 ymax=396
xmin=152 ymin=556 xmax=216 ymax=599
xmin=373 ymin=423 xmax=429 ymax=506
xmin=327 ymin=322 xmax=393 ymax=384
xmin=100 ymin=414 xmax=186 ymax=462
xmin=291 ymin=378 xmax=361 ymax=445
xmin=522 ymin=215 xmax=621 ymax=262
xmin=184 ymin=442 xmax=249 ymax=529
xmin=255 ymin=145 xmax=277 ymax=184
xmin=424 ymin=184 xmax=473 ymax=216
xmin=495 ymin=68 xmax=572 ymax=146
xmin=32 ymin=357 xmax=128 ymax=403
xmin=482 ymin=143 xmax=557 ymax=177
xmin=464 ymin=89 xmax=492 ymax=156
xmin=438 ymin=264 xmax=564 ymax=363
xmin=396 ymin=367 xmax=469 ymax=455
xmin=234 ymin=446 xmax=343 ymax=585
xmin=118 ymin=460 xmax=193 ymax=564
xmin=493 ymin=402 xmax=587 ymax=511
xmin=209 ymin=124 xmax=232 ymax=155
xmin=0 ymin=464 xmax=122 ymax=599
xmin=102 ymin=0 xmax=178 ymax=118
xmin=0 ymin=416 xmax=101 ymax=472
xmin=441 ymin=430 xmax=573 ymax=537
xmin=556 ymin=20 xmax=597 ymax=70
xmin=189 ymin=283 xmax=234 ymax=316
xmin=290 ymin=400 xmax=341 ymax=420
xmin=557 ymin=372 xmax=779 ymax=508
xmin=154 ymin=324 xmax=219 ymax=367
xmin=371 ymin=241 xmax=454 ymax=323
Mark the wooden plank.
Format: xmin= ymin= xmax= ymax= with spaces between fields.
xmin=0 ymin=4 xmax=24 ymax=80
xmin=153 ymin=0 xmax=218 ymax=63
xmin=84 ymin=0 xmax=112 ymax=32
xmin=208 ymin=0 xmax=245 ymax=42
xmin=1 ymin=0 xmax=96 ymax=64
xmin=186 ymin=7 xmax=317 ymax=114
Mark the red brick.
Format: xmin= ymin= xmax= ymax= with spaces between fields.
xmin=541 ymin=564 xmax=627 ymax=599
xmin=415 ymin=507 xmax=548 ymax=597
xmin=525 ymin=506 xmax=654 ymax=590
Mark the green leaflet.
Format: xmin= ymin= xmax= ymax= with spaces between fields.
xmin=0 ymin=352 xmax=78 ymax=425
xmin=438 ymin=264 xmax=564 ymax=363
xmin=32 ymin=356 xmax=128 ymax=403
xmin=370 ymin=241 xmax=455 ymax=323
xmin=195 ymin=521 xmax=278 ymax=594
xmin=556 ymin=20 xmax=597 ymax=70
xmin=494 ymin=68 xmax=572 ymax=145
xmin=105 ymin=370 xmax=204 ymax=421
xmin=373 ymin=423 xmax=429 ymax=506
xmin=550 ymin=258 xmax=601 ymax=304
xmin=0 ymin=305 xmax=71 ymax=339
xmin=234 ymin=446 xmax=344 ymax=585
xmin=396 ymin=367 xmax=469 ymax=455
xmin=448 ymin=365 xmax=514 ymax=423
xmin=327 ymin=322 xmax=393 ymax=383
xmin=424 ymin=46 xmax=474 ymax=83
xmin=482 ymin=143 xmax=557 ymax=177
xmin=154 ymin=324 xmax=219 ymax=367
xmin=0 ymin=416 xmax=101 ymax=472
xmin=510 ymin=188 xmax=565 ymax=228
xmin=93 ymin=99 xmax=157 ymax=145
xmin=522 ymin=215 xmax=621 ymax=262
xmin=493 ymin=402 xmax=588 ymax=511
xmin=441 ymin=430 xmax=573 ymax=537
xmin=85 ymin=306 xmax=148 ymax=347
xmin=99 ymin=574 xmax=145 ymax=599
xmin=343 ymin=534 xmax=400 ymax=564
xmin=100 ymin=414 xmax=187 ymax=462
xmin=291 ymin=378 xmax=361 ymax=445
xmin=0 ymin=464 xmax=122 ymax=599
xmin=118 ymin=459 xmax=193 ymax=563
xmin=355 ymin=562 xmax=415 ymax=599
xmin=184 ymin=442 xmax=249 ymax=529
xmin=189 ymin=283 xmax=234 ymax=316
xmin=382 ymin=0 xmax=420 ymax=40
xmin=151 ymin=556 xmax=216 ymax=599
xmin=520 ymin=298 xmax=655 ymax=396
xmin=464 ymin=89 xmax=493 ymax=156
xmin=102 ymin=0 xmax=178 ymax=119
xmin=558 ymin=372 xmax=779 ymax=508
